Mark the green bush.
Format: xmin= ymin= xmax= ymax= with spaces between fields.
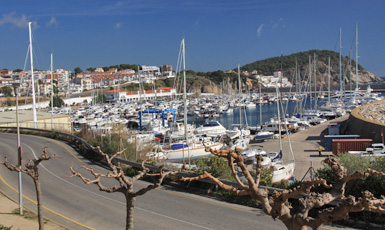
xmin=75 ymin=128 xmax=137 ymax=161
xmin=249 ymin=167 xmax=273 ymax=187
xmin=195 ymin=156 xmax=233 ymax=180
xmin=317 ymin=154 xmax=385 ymax=198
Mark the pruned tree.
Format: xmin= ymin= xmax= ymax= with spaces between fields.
xmin=1 ymin=146 xmax=58 ymax=230
xmin=181 ymin=147 xmax=385 ymax=230
xmin=70 ymin=146 xmax=177 ymax=230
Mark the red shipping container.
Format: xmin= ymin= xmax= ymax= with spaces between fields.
xmin=332 ymin=139 xmax=373 ymax=155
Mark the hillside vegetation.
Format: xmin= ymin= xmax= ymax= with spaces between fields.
xmin=240 ymin=49 xmax=382 ymax=85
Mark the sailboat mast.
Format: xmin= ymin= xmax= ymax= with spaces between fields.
xmin=295 ymin=59 xmax=299 ymax=113
xmin=227 ymin=77 xmax=230 ymax=95
xmin=314 ymin=53 xmax=317 ymax=110
xmin=182 ymin=38 xmax=188 ymax=145
xmin=355 ymin=23 xmax=359 ymax=91
xmin=308 ymin=56 xmax=312 ymax=103
xmin=29 ymin=22 xmax=37 ymax=128
xmin=276 ymin=85 xmax=282 ymax=152
xmin=349 ymin=50 xmax=352 ymax=93
xmin=259 ymin=83 xmax=262 ymax=125
xmin=50 ymin=52 xmax=54 ymax=129
xmin=238 ymin=64 xmax=242 ymax=126
xmin=339 ymin=27 xmax=342 ymax=101
xmin=328 ymin=56 xmax=331 ymax=104
xmin=138 ymin=66 xmax=142 ymax=103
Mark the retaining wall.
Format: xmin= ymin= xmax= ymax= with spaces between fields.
xmin=346 ymin=99 xmax=385 ymax=143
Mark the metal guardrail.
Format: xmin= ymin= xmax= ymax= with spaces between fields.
xmin=0 ymin=126 xmax=93 ymax=151
xmin=0 ymin=126 xmax=283 ymax=194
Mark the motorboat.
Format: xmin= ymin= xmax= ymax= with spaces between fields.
xmin=254 ymin=131 xmax=274 ymax=142
xmin=242 ymin=148 xmax=272 ymax=167
xmin=270 ymin=161 xmax=295 ymax=183
xmin=149 ymin=134 xmax=224 ymax=162
xmin=194 ymin=120 xmax=227 ymax=137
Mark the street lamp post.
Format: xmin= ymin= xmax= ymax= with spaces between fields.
xmin=12 ymin=83 xmax=23 ymax=215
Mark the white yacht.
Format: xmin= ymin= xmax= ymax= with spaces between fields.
xmin=270 ymin=161 xmax=296 ymax=183
xmin=150 ymin=134 xmax=223 ymax=162
xmin=194 ymin=120 xmax=227 ymax=137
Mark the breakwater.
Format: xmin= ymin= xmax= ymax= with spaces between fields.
xmin=346 ymin=99 xmax=385 ymax=143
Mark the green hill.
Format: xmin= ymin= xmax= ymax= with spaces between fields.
xmin=239 ymin=49 xmax=382 ymax=85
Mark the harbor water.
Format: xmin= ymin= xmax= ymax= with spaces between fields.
xmin=216 ymin=102 xmax=301 ymax=130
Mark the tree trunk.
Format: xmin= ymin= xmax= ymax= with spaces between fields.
xmin=34 ymin=178 xmax=44 ymax=230
xmin=282 ymin=219 xmax=311 ymax=230
xmin=126 ymin=195 xmax=135 ymax=230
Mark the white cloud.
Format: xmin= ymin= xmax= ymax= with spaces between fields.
xmin=272 ymin=18 xmax=284 ymax=29
xmin=102 ymin=1 xmax=125 ymax=12
xmin=0 ymin=12 xmax=29 ymax=28
xmin=257 ymin=24 xmax=264 ymax=37
xmin=46 ymin=16 xmax=58 ymax=27
xmin=114 ymin=22 xmax=122 ymax=29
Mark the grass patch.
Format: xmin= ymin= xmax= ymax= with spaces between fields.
xmin=12 ymin=209 xmax=48 ymax=224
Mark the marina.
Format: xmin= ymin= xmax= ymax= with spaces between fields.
xmin=2 ymin=2 xmax=385 ymax=230
xmin=63 ymin=88 xmax=384 ymax=182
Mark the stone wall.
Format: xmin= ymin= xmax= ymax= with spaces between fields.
xmin=346 ymin=99 xmax=385 ymax=143
xmin=0 ymin=114 xmax=71 ymax=132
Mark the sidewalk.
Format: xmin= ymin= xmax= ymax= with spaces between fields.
xmin=0 ymin=193 xmax=67 ymax=230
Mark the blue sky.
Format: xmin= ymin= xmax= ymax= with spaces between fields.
xmin=1 ymin=0 xmax=385 ymax=76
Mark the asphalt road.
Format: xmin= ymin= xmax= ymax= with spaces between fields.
xmin=0 ymin=133 xmax=287 ymax=230
xmin=0 ymin=133 xmax=352 ymax=230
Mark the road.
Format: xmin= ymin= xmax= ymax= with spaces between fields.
xmin=0 ymin=133 xmax=351 ymax=230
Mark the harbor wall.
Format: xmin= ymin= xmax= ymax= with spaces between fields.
xmin=345 ymin=99 xmax=385 ymax=143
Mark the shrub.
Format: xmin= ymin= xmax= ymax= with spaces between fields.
xmin=195 ymin=156 xmax=233 ymax=180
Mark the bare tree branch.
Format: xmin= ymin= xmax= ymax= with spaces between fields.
xmin=180 ymin=147 xmax=385 ymax=230
xmin=1 ymin=146 xmax=58 ymax=230
xmin=69 ymin=146 xmax=178 ymax=230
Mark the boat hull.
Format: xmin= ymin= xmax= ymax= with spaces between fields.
xmin=163 ymin=142 xmax=224 ymax=162
xmin=271 ymin=162 xmax=295 ymax=183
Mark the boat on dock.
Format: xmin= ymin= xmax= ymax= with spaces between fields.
xmin=254 ymin=131 xmax=274 ymax=142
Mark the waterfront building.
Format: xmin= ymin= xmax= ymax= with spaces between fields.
xmin=105 ymin=87 xmax=176 ymax=103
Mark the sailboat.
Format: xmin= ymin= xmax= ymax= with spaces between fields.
xmin=254 ymin=84 xmax=274 ymax=142
xmin=226 ymin=65 xmax=251 ymax=150
xmin=269 ymin=84 xmax=295 ymax=183
xmin=149 ymin=38 xmax=223 ymax=162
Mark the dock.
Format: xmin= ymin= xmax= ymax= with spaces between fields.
xmin=250 ymin=115 xmax=349 ymax=181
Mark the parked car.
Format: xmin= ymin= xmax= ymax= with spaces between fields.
xmin=365 ymin=143 xmax=385 ymax=155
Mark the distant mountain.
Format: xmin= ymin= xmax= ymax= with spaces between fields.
xmin=240 ymin=49 xmax=383 ymax=85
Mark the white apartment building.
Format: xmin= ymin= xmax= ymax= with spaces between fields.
xmin=141 ymin=65 xmax=160 ymax=74
xmin=105 ymin=87 xmax=176 ymax=103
